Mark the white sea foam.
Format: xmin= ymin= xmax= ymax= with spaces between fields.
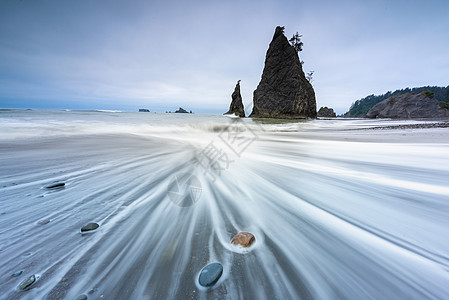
xmin=0 ymin=110 xmax=448 ymax=299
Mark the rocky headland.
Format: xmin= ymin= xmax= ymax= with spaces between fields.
xmin=366 ymin=92 xmax=449 ymax=119
xmin=345 ymin=86 xmax=449 ymax=117
xmin=250 ymin=26 xmax=316 ymax=119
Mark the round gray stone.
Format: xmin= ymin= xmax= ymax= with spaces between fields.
xmin=198 ymin=262 xmax=223 ymax=287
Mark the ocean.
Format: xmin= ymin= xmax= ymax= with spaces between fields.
xmin=1 ymin=109 xmax=449 ymax=299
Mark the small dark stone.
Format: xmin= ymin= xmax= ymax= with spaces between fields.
xmin=45 ymin=182 xmax=65 ymax=189
xmin=76 ymin=294 xmax=88 ymax=300
xmin=17 ymin=274 xmax=36 ymax=290
xmin=12 ymin=270 xmax=23 ymax=277
xmin=88 ymin=288 xmax=97 ymax=295
xmin=81 ymin=222 xmax=99 ymax=232
xmin=198 ymin=262 xmax=223 ymax=287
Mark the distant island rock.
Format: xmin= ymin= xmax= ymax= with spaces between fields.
xmin=224 ymin=80 xmax=245 ymax=117
xmin=175 ymin=107 xmax=190 ymax=113
xmin=139 ymin=109 xmax=150 ymax=112
xmin=250 ymin=26 xmax=316 ymax=119
xmin=366 ymin=92 xmax=449 ymax=119
xmin=317 ymin=106 xmax=336 ymax=118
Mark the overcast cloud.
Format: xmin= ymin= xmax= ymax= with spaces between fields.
xmin=1 ymin=0 xmax=448 ymax=114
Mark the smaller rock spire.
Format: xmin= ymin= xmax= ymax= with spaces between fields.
xmin=224 ymin=80 xmax=245 ymax=117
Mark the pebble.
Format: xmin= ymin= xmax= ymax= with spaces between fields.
xmin=37 ymin=219 xmax=51 ymax=225
xmin=17 ymin=274 xmax=36 ymax=290
xmin=45 ymin=182 xmax=65 ymax=189
xmin=88 ymin=288 xmax=97 ymax=294
xmin=76 ymin=294 xmax=88 ymax=300
xmin=12 ymin=270 xmax=23 ymax=277
xmin=231 ymin=232 xmax=255 ymax=248
xmin=81 ymin=222 xmax=99 ymax=233
xmin=198 ymin=262 xmax=223 ymax=287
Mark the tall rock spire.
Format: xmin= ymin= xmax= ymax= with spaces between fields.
xmin=224 ymin=80 xmax=245 ymax=117
xmin=250 ymin=26 xmax=317 ymax=119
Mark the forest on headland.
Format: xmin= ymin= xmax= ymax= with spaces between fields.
xmin=345 ymin=86 xmax=449 ymax=117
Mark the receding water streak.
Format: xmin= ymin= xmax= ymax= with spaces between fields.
xmin=1 ymin=110 xmax=448 ymax=299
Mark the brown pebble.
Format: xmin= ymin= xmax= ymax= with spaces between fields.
xmin=231 ymin=232 xmax=255 ymax=247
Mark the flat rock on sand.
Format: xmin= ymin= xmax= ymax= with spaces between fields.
xmin=17 ymin=274 xmax=37 ymax=290
xmin=45 ymin=182 xmax=65 ymax=189
xmin=80 ymin=222 xmax=99 ymax=232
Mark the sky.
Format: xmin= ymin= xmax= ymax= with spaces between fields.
xmin=0 ymin=0 xmax=448 ymax=114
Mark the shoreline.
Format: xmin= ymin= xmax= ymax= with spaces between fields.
xmin=352 ymin=121 xmax=449 ymax=130
xmin=290 ymin=119 xmax=449 ymax=144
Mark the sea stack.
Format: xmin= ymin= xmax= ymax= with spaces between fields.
xmin=224 ymin=80 xmax=245 ymax=117
xmin=317 ymin=107 xmax=337 ymax=118
xmin=250 ymin=26 xmax=316 ymax=119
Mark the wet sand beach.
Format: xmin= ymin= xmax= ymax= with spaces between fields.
xmin=1 ymin=111 xmax=449 ymax=299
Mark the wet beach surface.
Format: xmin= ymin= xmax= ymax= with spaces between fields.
xmin=1 ymin=111 xmax=449 ymax=299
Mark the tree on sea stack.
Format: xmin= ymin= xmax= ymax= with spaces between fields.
xmin=289 ymin=32 xmax=304 ymax=52
xmin=306 ymin=71 xmax=314 ymax=84
xmin=250 ymin=26 xmax=317 ymax=119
